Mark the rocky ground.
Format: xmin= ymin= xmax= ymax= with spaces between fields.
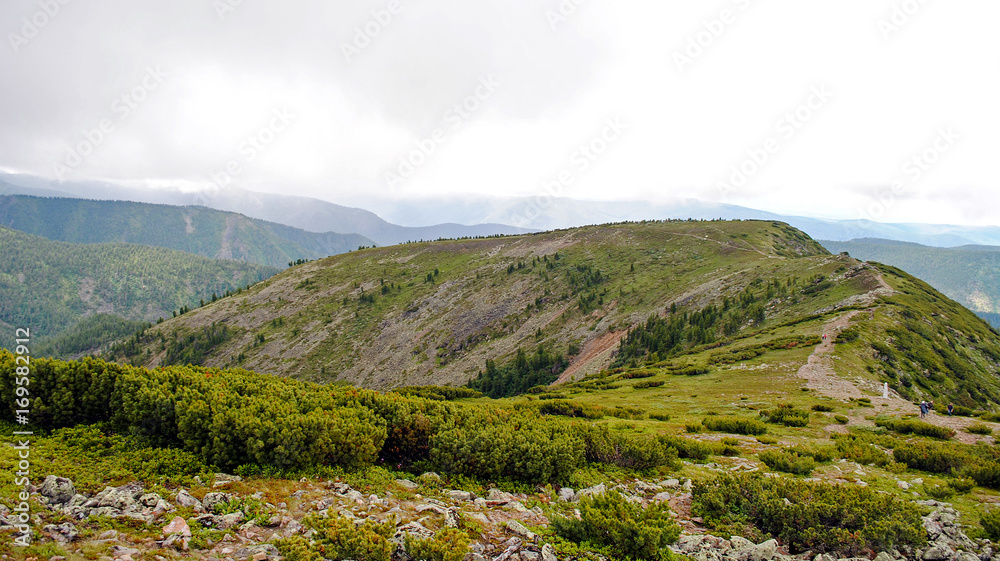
xmin=0 ymin=470 xmax=994 ymax=561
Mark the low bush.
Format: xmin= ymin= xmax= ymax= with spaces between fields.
xmin=760 ymin=404 xmax=809 ymax=427
xmin=308 ymin=515 xmax=394 ymax=561
xmin=685 ymin=422 xmax=704 ymax=434
xmin=536 ymin=400 xmax=604 ymax=419
xmin=658 ymin=435 xmax=712 ymax=461
xmin=720 ymin=437 xmax=740 ymax=447
xmin=981 ymin=413 xmax=1000 ymax=423
xmin=649 ymin=413 xmax=671 ymax=422
xmin=552 ymin=490 xmax=680 ymax=561
xmin=786 ymin=444 xmax=836 ymax=463
xmin=949 ymin=477 xmax=976 ymax=493
xmin=702 ymin=416 xmax=767 ymax=436
xmin=983 ymin=508 xmax=1000 ymax=540
xmin=634 ymin=380 xmax=665 ymax=389
xmin=967 ymin=424 xmax=993 ymax=435
xmin=834 ymin=437 xmax=890 ymax=467
xmin=834 ymin=415 xmax=849 ymax=424
xmin=692 ymin=472 xmax=926 ymax=556
xmin=758 ymin=450 xmax=815 ymax=475
xmin=923 ymin=482 xmax=955 ymax=500
xmin=608 ymin=406 xmax=647 ymax=420
xmin=581 ymin=426 xmax=678 ymax=471
xmin=875 ymin=417 xmax=955 ymax=440
xmin=756 ymin=436 xmax=778 ymax=445
xmin=405 ymin=528 xmax=471 ymax=561
xmin=811 ymin=404 xmax=835 ymax=412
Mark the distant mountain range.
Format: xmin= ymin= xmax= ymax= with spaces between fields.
xmin=0 ymin=195 xmax=373 ymax=269
xmin=820 ymin=238 xmax=1000 ymax=321
xmin=0 ymin=174 xmax=532 ymax=246
xmin=4 ymin=173 xmax=1000 ymax=247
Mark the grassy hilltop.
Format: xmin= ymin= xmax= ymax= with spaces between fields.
xmin=7 ymin=220 xmax=1000 ymax=560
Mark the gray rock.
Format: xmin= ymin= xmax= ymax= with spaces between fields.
xmin=344 ymin=490 xmax=364 ymax=502
xmin=575 ymin=484 xmax=606 ymax=501
xmin=557 ymin=487 xmax=575 ymax=502
xmin=661 ymin=478 xmax=681 ymax=488
xmin=232 ymin=544 xmax=279 ymax=560
xmin=43 ymin=522 xmax=78 ymax=543
xmin=162 ymin=516 xmax=191 ymax=537
xmin=922 ymin=544 xmax=955 ymax=560
xmin=175 ymin=489 xmax=201 ymax=509
xmin=445 ymin=508 xmax=460 ymax=528
xmin=956 ymin=553 xmax=980 ymax=561
xmin=447 ymin=490 xmax=473 ymax=502
xmin=397 ymin=521 xmax=435 ymax=539
xmin=40 ymin=476 xmax=76 ymax=505
xmin=139 ymin=493 xmax=163 ymax=507
xmin=751 ymin=539 xmax=778 ymax=561
xmin=873 ymin=552 xmax=895 ymax=561
xmin=731 ymin=536 xmax=755 ymax=550
xmin=541 ymin=543 xmax=558 ymax=561
xmin=506 ymin=520 xmax=537 ymax=543
xmin=416 ymin=504 xmax=447 ymax=515
xmin=395 ymin=479 xmax=419 ymax=490
xmin=218 ymin=511 xmax=245 ymax=530
xmin=652 ymin=492 xmax=671 ymax=503
xmin=520 ymin=552 xmax=540 ymax=561
xmin=814 ymin=554 xmax=836 ymax=561
xmin=201 ymin=492 xmax=233 ymax=512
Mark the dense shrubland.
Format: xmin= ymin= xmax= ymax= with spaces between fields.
xmin=1 ymin=351 xmax=691 ymax=484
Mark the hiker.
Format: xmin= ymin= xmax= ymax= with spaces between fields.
xmin=919 ymin=401 xmax=928 ymax=418
xmin=948 ymin=403 xmax=954 ymax=416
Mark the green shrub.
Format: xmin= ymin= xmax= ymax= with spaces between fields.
xmin=634 ymin=380 xmax=665 ymax=389
xmin=702 ymin=416 xmax=767 ymax=436
xmin=756 ymin=436 xmax=778 ymax=445
xmin=581 ymin=426 xmax=678 ymax=471
xmin=835 ymin=437 xmax=890 ymax=467
xmin=649 ymin=413 xmax=671 ymax=422
xmin=981 ymin=413 xmax=1000 ymax=423
xmin=982 ymin=508 xmax=1000 ymax=540
xmin=658 ymin=435 xmax=712 ymax=461
xmin=786 ymin=444 xmax=836 ymax=463
xmin=309 ymin=515 xmax=394 ymax=561
xmin=405 ymin=528 xmax=471 ymax=561
xmin=692 ymin=472 xmax=926 ymax=555
xmin=923 ymin=482 xmax=955 ymax=500
xmin=811 ymin=404 xmax=835 ymax=412
xmin=758 ymin=450 xmax=816 ymax=475
xmin=949 ymin=477 xmax=976 ymax=493
xmin=967 ymin=423 xmax=993 ymax=435
xmin=875 ymin=417 xmax=954 ymax=440
xmin=834 ymin=415 xmax=849 ymax=424
xmin=552 ymin=490 xmax=680 ymax=560
xmin=893 ymin=442 xmax=965 ymax=474
xmin=685 ymin=422 xmax=703 ymax=434
xmin=274 ymin=536 xmax=324 ymax=561
xmin=608 ymin=406 xmax=646 ymax=420
xmin=536 ymin=400 xmax=604 ymax=419
xmin=721 ymin=437 xmax=740 ymax=447
xmin=760 ymin=404 xmax=809 ymax=427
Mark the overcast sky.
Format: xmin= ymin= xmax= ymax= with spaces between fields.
xmin=1 ymin=0 xmax=998 ymax=225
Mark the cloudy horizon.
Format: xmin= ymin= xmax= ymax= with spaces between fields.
xmin=1 ymin=0 xmax=998 ymax=226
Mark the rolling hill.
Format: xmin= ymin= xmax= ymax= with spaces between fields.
xmin=0 ymin=195 xmax=374 ymax=268
xmin=108 ymin=220 xmax=1000 ymax=410
xmin=820 ymin=238 xmax=1000 ymax=317
xmin=0 ymin=226 xmax=277 ymax=354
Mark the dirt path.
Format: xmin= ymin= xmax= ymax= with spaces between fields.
xmin=799 ymin=309 xmax=994 ymax=444
xmin=796 ymin=311 xmax=864 ymax=399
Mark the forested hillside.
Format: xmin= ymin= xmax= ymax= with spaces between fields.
xmin=821 ymin=238 xmax=1000 ymax=315
xmin=0 ymin=195 xmax=374 ymax=268
xmin=0 ymin=227 xmax=276 ymax=353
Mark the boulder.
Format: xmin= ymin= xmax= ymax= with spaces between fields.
xmin=506 ymin=520 xmax=537 ymax=543
xmin=922 ymin=544 xmax=955 ymax=560
xmin=751 ymin=539 xmax=778 ymax=561
xmin=175 ymin=489 xmax=202 ymax=510
xmin=541 ymin=543 xmax=558 ymax=561
xmin=162 ymin=516 xmax=191 ymax=537
xmin=201 ymin=492 xmax=233 ymax=512
xmin=557 ymin=487 xmax=575 ymax=502
xmin=395 ymin=479 xmax=419 ymax=490
xmin=652 ymin=492 xmax=671 ymax=503
xmin=40 ymin=476 xmax=76 ymax=505
xmin=446 ymin=490 xmax=473 ymax=502
xmin=42 ymin=522 xmax=79 ymax=543
xmin=218 ymin=511 xmax=245 ymax=530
